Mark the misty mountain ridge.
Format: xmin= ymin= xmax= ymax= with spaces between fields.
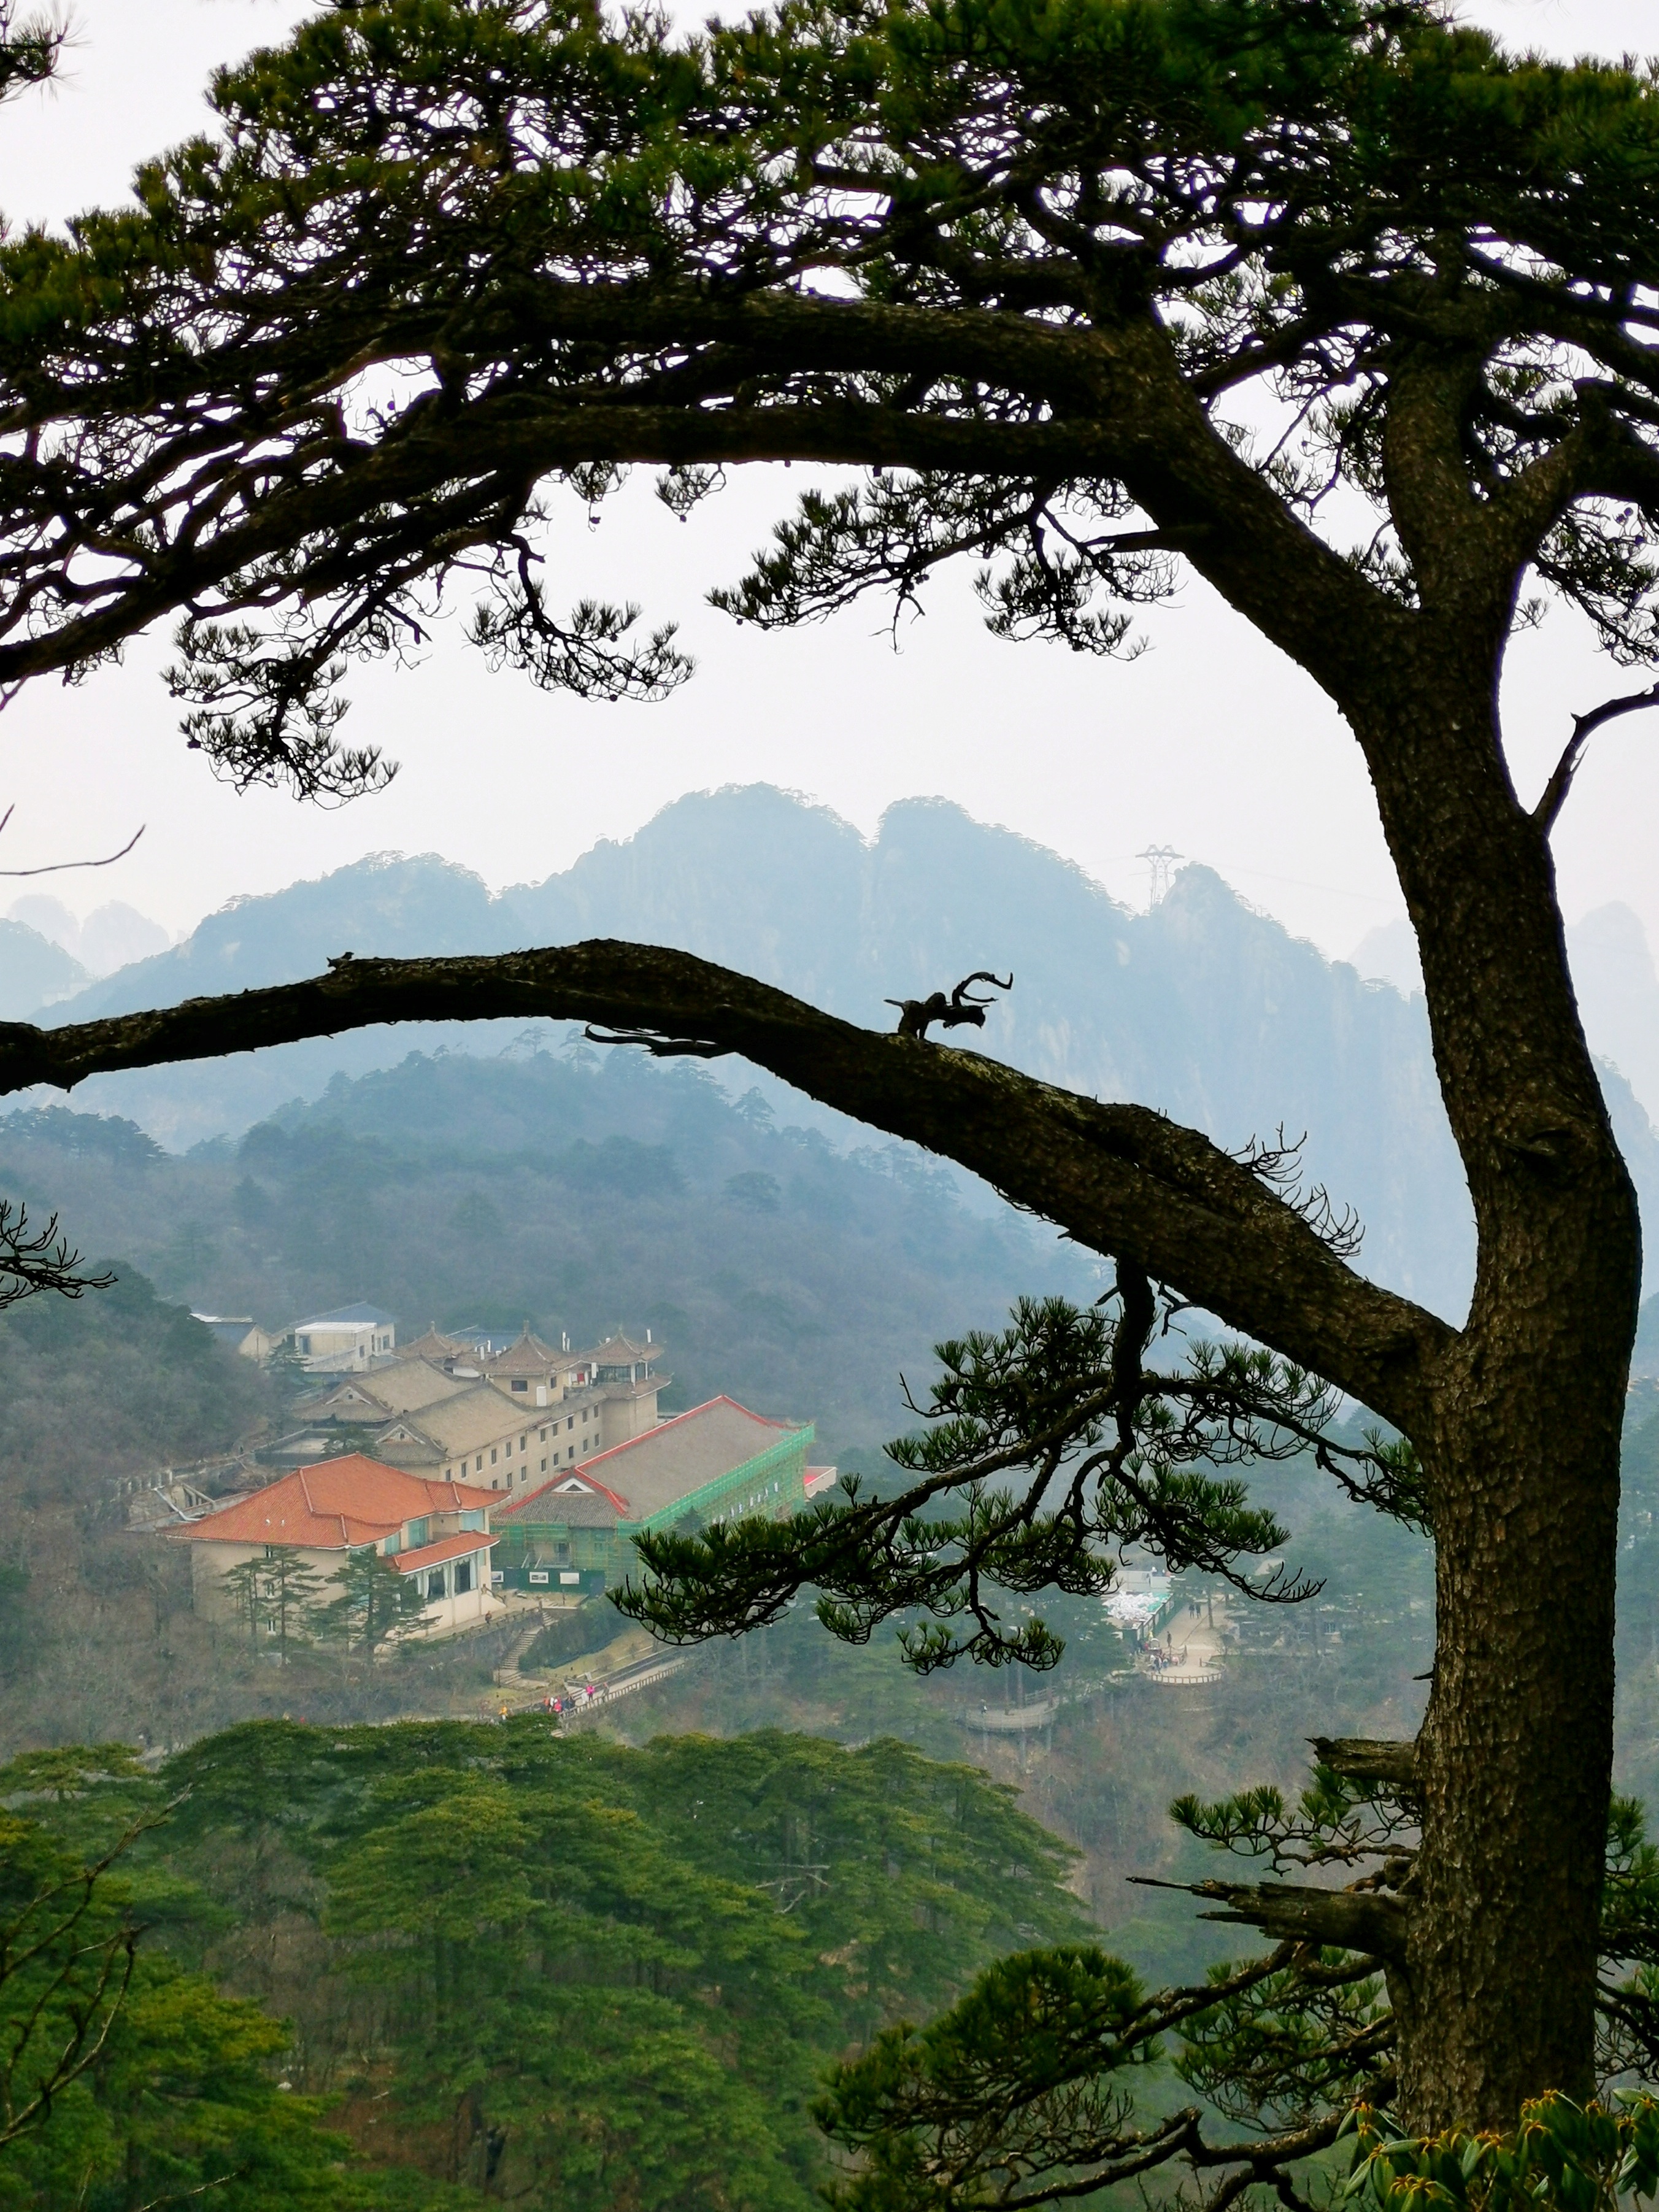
xmin=7 ymin=893 xmax=172 ymax=980
xmin=1350 ymin=904 xmax=1659 ymax=1140
xmin=0 ymin=914 xmax=88 ymax=1019
xmin=17 ymin=784 xmax=1659 ymax=1323
xmin=0 ymin=1046 xmax=1093 ymax=1455
xmin=0 ymin=896 xmax=175 ymax=1020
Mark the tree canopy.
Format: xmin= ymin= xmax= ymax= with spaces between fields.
xmin=0 ymin=1719 xmax=1094 ymax=2210
xmin=2 ymin=0 xmax=1659 ymax=795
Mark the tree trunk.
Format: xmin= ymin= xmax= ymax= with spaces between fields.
xmin=1401 ymin=1355 xmax=1625 ymax=2126
xmin=1350 ymin=660 xmax=1642 ymax=2130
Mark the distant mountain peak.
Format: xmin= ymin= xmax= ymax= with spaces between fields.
xmin=20 ymin=784 xmax=1659 ymax=1311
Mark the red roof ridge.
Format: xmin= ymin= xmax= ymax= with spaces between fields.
xmin=568 ymin=1473 xmax=630 ymax=1513
xmin=171 ymin=1453 xmax=499 ymax=1547
xmin=582 ymin=1395 xmax=786 ymax=1472
xmin=498 ymin=1397 xmax=788 ymax=1521
xmin=498 ymin=1467 xmax=633 ymax=1520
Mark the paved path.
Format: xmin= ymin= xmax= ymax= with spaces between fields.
xmin=1139 ymin=1601 xmax=1228 ymax=1687
xmin=963 ymin=1698 xmax=1063 ymax=1733
xmin=484 ymin=1639 xmax=692 ymax=1720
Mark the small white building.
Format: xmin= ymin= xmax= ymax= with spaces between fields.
xmin=1103 ymin=1567 xmax=1182 ymax=1643
xmin=288 ymin=1303 xmax=398 ymax=1373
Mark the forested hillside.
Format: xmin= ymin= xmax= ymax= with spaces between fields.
xmin=0 ymin=1047 xmax=1093 ymax=1452
xmin=8 ymin=1406 xmax=1658 ymax=2210
xmin=6 ymin=1277 xmax=1659 ymax=2205
xmin=0 ymin=1724 xmax=1086 ymax=2210
xmin=34 ymin=787 xmax=1659 ymax=1316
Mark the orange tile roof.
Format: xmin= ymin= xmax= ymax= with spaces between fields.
xmin=396 ymin=1531 xmax=497 ymax=1575
xmin=172 ymin=1455 xmax=496 ymax=1551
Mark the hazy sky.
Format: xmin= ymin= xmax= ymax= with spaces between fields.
xmin=1 ymin=0 xmax=1656 ymax=958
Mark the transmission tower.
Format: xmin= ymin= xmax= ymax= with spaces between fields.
xmin=1138 ymin=844 xmax=1184 ymax=905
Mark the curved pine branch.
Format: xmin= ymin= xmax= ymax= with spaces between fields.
xmin=0 ymin=941 xmax=1452 ymax=1427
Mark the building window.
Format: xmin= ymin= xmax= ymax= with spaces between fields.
xmin=519 ymin=1434 xmax=526 ymax=1449
xmin=567 ymin=1417 xmax=574 ymax=1432
xmin=539 ymin=1427 xmax=547 ymax=1441
xmin=540 ymin=1457 xmax=547 ymax=1473
xmin=475 ymin=1455 xmax=483 ymax=1471
xmin=426 ymin=1566 xmax=448 ymax=1600
xmin=491 ymin=1446 xmax=498 ymax=1463
xmin=455 ymin=1557 xmax=474 ymax=1595
xmin=568 ymin=1446 xmax=574 ymax=1462
xmin=512 ymin=1379 xmax=528 ymax=1392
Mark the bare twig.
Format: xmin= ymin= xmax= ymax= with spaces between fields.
xmin=0 ymin=1802 xmax=179 ymax=2149
xmin=1534 ymin=683 xmax=1659 ymax=834
xmin=0 ymin=1199 xmax=115 ymax=1311
xmin=0 ymin=823 xmax=145 ymax=879
xmin=131 ymin=2171 xmax=247 ymax=2212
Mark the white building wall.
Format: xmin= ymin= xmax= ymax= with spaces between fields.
xmin=188 ymin=1538 xmax=495 ymax=1642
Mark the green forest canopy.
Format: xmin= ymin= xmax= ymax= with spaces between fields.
xmin=0 ymin=1722 xmax=1086 ymax=2211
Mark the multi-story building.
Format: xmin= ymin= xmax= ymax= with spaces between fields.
xmin=490 ymin=1397 xmax=836 ymax=1596
xmin=372 ymin=1379 xmax=566 ymax=1497
xmin=271 ymin=1327 xmax=672 ymax=1493
xmin=396 ymin=1324 xmax=661 ymax=1425
xmin=306 ymin=1362 xmax=470 ymax=1425
xmin=288 ymin=1303 xmax=398 ymax=1373
xmin=254 ymin=1355 xmax=472 ymax=1475
xmin=174 ymin=1454 xmax=498 ymax=1640
xmin=468 ymin=1327 xmax=666 ymax=1450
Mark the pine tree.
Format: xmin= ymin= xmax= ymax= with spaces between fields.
xmin=2 ymin=0 xmax=1659 ymax=2128
xmin=217 ymin=1556 xmax=266 ymax=1649
xmin=316 ymin=1546 xmax=431 ymax=1658
xmin=252 ymin=1547 xmax=328 ymax=1668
